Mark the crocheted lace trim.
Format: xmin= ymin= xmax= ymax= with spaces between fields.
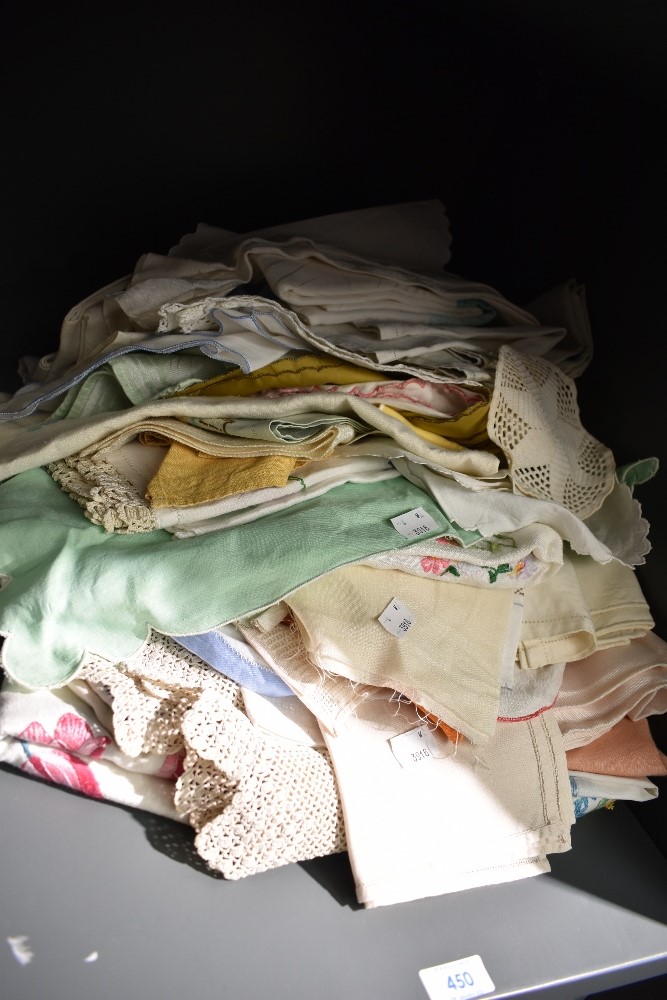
xmin=48 ymin=456 xmax=157 ymax=533
xmin=488 ymin=346 xmax=615 ymax=518
xmin=80 ymin=632 xmax=346 ymax=878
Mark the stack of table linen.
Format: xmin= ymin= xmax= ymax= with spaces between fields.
xmin=1 ymin=201 xmax=666 ymax=907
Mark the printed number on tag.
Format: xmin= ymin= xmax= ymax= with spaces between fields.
xmin=419 ymin=954 xmax=495 ymax=1000
xmin=378 ymin=597 xmax=414 ymax=637
xmin=389 ymin=726 xmax=436 ymax=768
xmin=391 ymin=506 xmax=439 ymax=539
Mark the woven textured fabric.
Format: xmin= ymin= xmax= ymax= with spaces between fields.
xmin=488 ymin=346 xmax=615 ymax=518
xmin=236 ymin=613 xmax=392 ymax=737
xmin=284 ymin=563 xmax=516 ymax=744
xmin=80 ymin=633 xmax=346 ymax=878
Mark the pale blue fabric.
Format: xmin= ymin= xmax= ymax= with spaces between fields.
xmin=172 ymin=631 xmax=293 ymax=697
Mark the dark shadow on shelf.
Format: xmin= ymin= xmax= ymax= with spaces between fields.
xmin=0 ymin=762 xmax=224 ymax=879
xmin=297 ymin=850 xmax=362 ymax=909
xmin=129 ymin=810 xmax=226 ymax=879
xmin=547 ymin=801 xmax=667 ymax=926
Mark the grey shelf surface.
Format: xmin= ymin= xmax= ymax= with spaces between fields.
xmin=2 ymin=766 xmax=667 ymax=1000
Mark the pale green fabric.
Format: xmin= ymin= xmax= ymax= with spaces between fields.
xmin=47 ymin=352 xmax=228 ymax=421
xmin=0 ymin=468 xmax=453 ymax=689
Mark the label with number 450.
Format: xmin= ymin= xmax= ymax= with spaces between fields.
xmin=419 ymin=954 xmax=495 ymax=1000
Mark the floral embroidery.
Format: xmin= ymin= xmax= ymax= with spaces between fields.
xmin=488 ymin=563 xmax=511 ymax=584
xmin=20 ymin=745 xmax=104 ymax=798
xmin=435 ymin=535 xmax=463 ymax=548
xmin=17 ymin=712 xmax=111 ymax=798
xmin=157 ymin=751 xmax=186 ymax=781
xmin=420 ymin=556 xmax=461 ymax=577
xmin=476 ymin=533 xmax=518 ymax=553
xmin=19 ymin=712 xmax=110 ymax=759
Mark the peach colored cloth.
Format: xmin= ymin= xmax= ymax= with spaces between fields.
xmin=566 ymin=716 xmax=667 ymax=778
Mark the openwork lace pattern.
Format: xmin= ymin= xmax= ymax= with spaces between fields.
xmin=49 ymin=456 xmax=157 ymax=533
xmin=488 ymin=346 xmax=615 ymax=518
xmin=80 ymin=632 xmax=346 ymax=877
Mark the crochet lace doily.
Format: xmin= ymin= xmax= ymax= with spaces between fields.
xmin=49 ymin=456 xmax=157 ymax=533
xmin=81 ymin=632 xmax=346 ymax=878
xmin=488 ymin=346 xmax=615 ymax=518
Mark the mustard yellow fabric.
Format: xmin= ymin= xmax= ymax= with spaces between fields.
xmin=146 ymin=442 xmax=298 ymax=508
xmin=378 ymin=399 xmax=490 ymax=451
xmin=173 ymin=354 xmax=383 ymax=398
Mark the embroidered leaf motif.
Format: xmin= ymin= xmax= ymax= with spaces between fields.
xmin=488 ymin=563 xmax=511 ymax=584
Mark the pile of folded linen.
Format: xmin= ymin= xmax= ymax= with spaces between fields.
xmin=1 ymin=201 xmax=665 ymax=907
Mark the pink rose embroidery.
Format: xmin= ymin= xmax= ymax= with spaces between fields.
xmin=157 ymin=751 xmax=186 ymax=781
xmin=19 ymin=712 xmax=111 ymax=759
xmin=421 ymin=556 xmax=452 ymax=575
xmin=21 ymin=746 xmax=103 ymax=798
xmin=435 ymin=535 xmax=463 ymax=548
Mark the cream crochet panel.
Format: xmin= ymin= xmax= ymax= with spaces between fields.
xmin=49 ymin=455 xmax=158 ymax=533
xmin=488 ymin=346 xmax=616 ymax=518
xmin=80 ymin=632 xmax=346 ymax=878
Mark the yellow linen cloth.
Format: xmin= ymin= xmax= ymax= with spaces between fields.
xmin=378 ymin=400 xmax=489 ymax=450
xmin=173 ymin=354 xmax=383 ymax=398
xmin=146 ymin=444 xmax=298 ymax=508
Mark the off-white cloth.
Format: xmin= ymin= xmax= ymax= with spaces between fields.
xmin=170 ymin=201 xmax=454 ymax=274
xmin=568 ymin=770 xmax=659 ymax=804
xmin=498 ymin=662 xmax=566 ymax=721
xmin=240 ymin=689 xmax=325 ymax=748
xmin=284 ymin=563 xmax=517 ymax=744
xmin=392 ymin=457 xmax=651 ymax=567
xmin=518 ymin=554 xmax=654 ymax=669
xmin=525 ymin=279 xmax=593 ymax=379
xmin=554 ymin=632 xmax=667 ymax=750
xmin=31 ymin=202 xmax=454 ymax=389
xmin=321 ymin=703 xmax=573 ymax=907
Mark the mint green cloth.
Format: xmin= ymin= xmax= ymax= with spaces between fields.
xmin=0 ymin=468 xmax=458 ymax=689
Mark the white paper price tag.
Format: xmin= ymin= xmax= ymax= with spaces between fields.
xmin=390 ymin=506 xmax=439 ymax=539
xmin=378 ymin=597 xmax=414 ymax=638
xmin=419 ymin=954 xmax=495 ymax=1000
xmin=389 ymin=726 xmax=437 ymax=767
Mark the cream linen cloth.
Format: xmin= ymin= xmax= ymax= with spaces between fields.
xmin=1 ymin=389 xmax=501 ymax=484
xmin=283 ymin=564 xmax=517 ymax=744
xmin=39 ymin=202 xmax=453 ymax=385
xmin=518 ymin=553 xmax=654 ymax=669
xmin=554 ymin=632 xmax=667 ymax=750
xmin=321 ymin=702 xmax=573 ymax=907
